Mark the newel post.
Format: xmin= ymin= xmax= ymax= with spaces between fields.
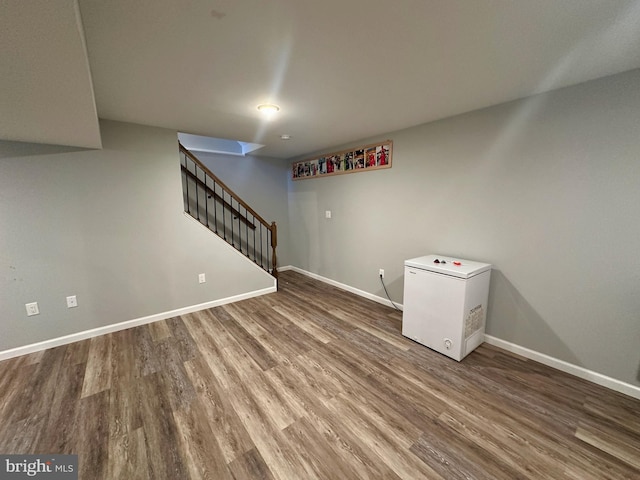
xmin=270 ymin=221 xmax=278 ymax=280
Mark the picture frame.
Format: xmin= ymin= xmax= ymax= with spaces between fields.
xmin=292 ymin=140 xmax=392 ymax=180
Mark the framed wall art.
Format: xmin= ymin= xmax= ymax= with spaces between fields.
xmin=292 ymin=140 xmax=392 ymax=180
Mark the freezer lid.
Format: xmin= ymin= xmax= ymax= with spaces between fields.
xmin=405 ymin=254 xmax=491 ymax=279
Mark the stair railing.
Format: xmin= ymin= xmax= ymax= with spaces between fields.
xmin=179 ymin=143 xmax=277 ymax=278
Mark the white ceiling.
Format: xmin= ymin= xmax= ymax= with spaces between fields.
xmin=3 ymin=1 xmax=640 ymax=158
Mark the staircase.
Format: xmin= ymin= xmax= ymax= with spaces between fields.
xmin=179 ymin=143 xmax=277 ymax=279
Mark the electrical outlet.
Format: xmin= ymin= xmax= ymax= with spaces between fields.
xmin=66 ymin=295 xmax=78 ymax=308
xmin=26 ymin=302 xmax=39 ymax=316
xmin=198 ymin=273 xmax=206 ymax=284
xmin=379 ymin=269 xmax=384 ymax=278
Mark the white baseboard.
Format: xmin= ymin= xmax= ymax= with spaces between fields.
xmin=0 ymin=286 xmax=276 ymax=362
xmin=280 ymin=265 xmax=640 ymax=400
xmin=280 ymin=265 xmax=403 ymax=311
xmin=484 ymin=335 xmax=640 ymax=400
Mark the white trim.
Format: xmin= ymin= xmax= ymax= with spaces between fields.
xmin=0 ymin=286 xmax=276 ymax=362
xmin=280 ymin=265 xmax=403 ymax=310
xmin=187 ymin=147 xmax=245 ymax=157
xmin=484 ymin=335 xmax=640 ymax=400
xmin=281 ymin=265 xmax=640 ymax=400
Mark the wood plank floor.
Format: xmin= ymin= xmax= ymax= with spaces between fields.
xmin=1 ymin=270 xmax=639 ymax=479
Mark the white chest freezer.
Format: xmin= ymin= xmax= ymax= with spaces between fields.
xmin=402 ymin=254 xmax=491 ymax=361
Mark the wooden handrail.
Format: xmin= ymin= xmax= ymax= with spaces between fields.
xmin=179 ymin=143 xmax=271 ymax=228
xmin=180 ymin=165 xmax=256 ymax=230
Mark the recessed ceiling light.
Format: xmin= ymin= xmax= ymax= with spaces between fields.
xmin=257 ymin=104 xmax=280 ymax=115
xmin=280 ymin=134 xmax=291 ymax=140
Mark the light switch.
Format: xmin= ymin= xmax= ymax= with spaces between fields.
xmin=325 ymin=210 xmax=332 ymax=219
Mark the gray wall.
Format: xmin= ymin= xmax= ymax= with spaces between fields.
xmin=195 ymin=151 xmax=291 ymax=268
xmin=287 ymin=69 xmax=640 ymax=387
xmin=0 ymin=120 xmax=274 ymax=352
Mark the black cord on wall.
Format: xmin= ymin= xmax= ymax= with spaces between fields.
xmin=379 ymin=274 xmax=401 ymax=311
